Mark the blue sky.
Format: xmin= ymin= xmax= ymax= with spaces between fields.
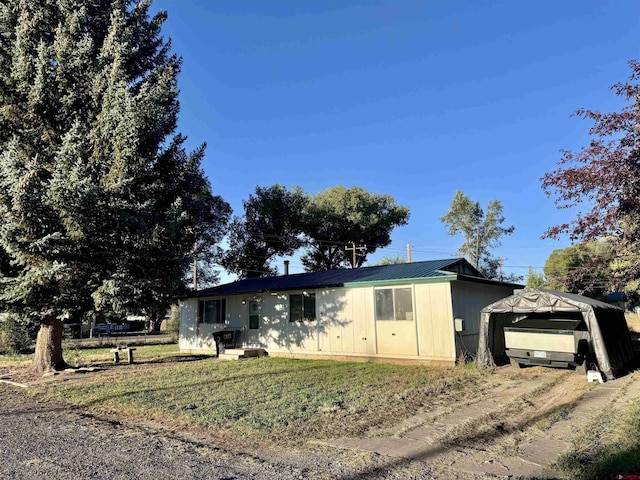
xmin=152 ymin=0 xmax=640 ymax=281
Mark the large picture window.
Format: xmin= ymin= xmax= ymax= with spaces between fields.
xmin=375 ymin=288 xmax=413 ymax=321
xmin=198 ymin=299 xmax=226 ymax=324
xmin=290 ymin=293 xmax=316 ymax=321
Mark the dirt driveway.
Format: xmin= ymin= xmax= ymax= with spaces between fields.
xmin=319 ymin=367 xmax=640 ymax=478
xmin=1 ymin=366 xmax=639 ymax=479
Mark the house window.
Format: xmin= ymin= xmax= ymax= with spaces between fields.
xmin=375 ymin=288 xmax=413 ymax=321
xmin=290 ymin=293 xmax=316 ymax=321
xmin=249 ymin=300 xmax=260 ymax=330
xmin=198 ymin=299 xmax=226 ymax=324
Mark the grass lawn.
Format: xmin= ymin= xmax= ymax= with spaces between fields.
xmin=0 ymin=343 xmax=182 ymax=370
xmin=62 ymin=342 xmax=182 ymax=367
xmin=34 ymin=356 xmax=485 ymax=445
xmin=555 ymin=384 xmax=640 ymax=479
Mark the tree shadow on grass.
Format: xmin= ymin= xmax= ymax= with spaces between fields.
xmin=554 ymin=440 xmax=640 ymax=479
xmin=588 ymin=445 xmax=640 ymax=478
xmin=63 ymin=363 xmax=333 ymax=409
xmin=124 ymin=353 xmax=213 ymax=365
xmin=86 ymin=353 xmax=213 ymax=369
xmin=0 ymin=362 xmax=330 ymax=418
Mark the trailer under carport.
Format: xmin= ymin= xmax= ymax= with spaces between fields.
xmin=477 ymin=289 xmax=636 ymax=380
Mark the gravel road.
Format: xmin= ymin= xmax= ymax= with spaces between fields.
xmin=0 ymin=385 xmax=432 ymax=480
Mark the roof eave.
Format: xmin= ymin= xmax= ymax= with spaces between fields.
xmin=455 ymin=274 xmax=524 ymax=288
xmin=194 ymin=281 xmax=347 ymax=298
xmin=344 ymin=274 xmax=459 ymax=288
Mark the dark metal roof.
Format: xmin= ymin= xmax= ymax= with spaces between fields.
xmin=196 ymin=258 xmax=485 ymax=297
xmin=604 ymin=291 xmax=626 ymax=303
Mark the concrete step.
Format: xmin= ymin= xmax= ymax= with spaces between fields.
xmin=218 ymin=348 xmax=267 ymax=360
xmin=218 ymin=353 xmax=244 ymax=360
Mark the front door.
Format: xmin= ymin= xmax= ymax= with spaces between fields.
xmin=246 ymin=299 xmax=262 ymax=346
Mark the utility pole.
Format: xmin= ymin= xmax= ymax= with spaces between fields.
xmin=497 ymin=258 xmax=505 ymax=282
xmin=406 ymin=243 xmax=412 ymax=263
xmin=345 ymin=242 xmax=367 ymax=268
xmin=475 ymin=226 xmax=484 ymax=269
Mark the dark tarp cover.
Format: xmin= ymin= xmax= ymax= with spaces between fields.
xmin=477 ymin=289 xmax=635 ymax=379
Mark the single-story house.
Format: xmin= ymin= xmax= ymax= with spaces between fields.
xmin=179 ymin=258 xmax=521 ymax=365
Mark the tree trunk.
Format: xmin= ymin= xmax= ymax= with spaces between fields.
xmin=30 ymin=315 xmax=69 ymax=374
xmin=150 ymin=317 xmax=161 ymax=333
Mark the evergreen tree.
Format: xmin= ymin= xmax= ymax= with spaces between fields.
xmin=525 ymin=267 xmax=546 ymax=289
xmin=0 ymin=1 xmax=230 ymax=372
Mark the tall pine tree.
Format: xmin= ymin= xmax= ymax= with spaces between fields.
xmin=0 ymin=1 xmax=230 ymax=372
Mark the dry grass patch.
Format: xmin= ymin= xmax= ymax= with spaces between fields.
xmin=555 ymin=373 xmax=640 ymax=479
xmin=0 ymin=353 xmax=31 ymax=374
xmin=1 ymin=343 xmax=182 ymax=371
xmin=437 ymin=371 xmax=590 ymax=449
xmin=33 ymin=357 xmax=486 ymax=446
xmin=626 ymin=312 xmax=640 ymax=333
xmin=1 ymin=344 xmax=185 ymax=384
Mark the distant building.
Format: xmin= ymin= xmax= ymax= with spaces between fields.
xmin=604 ymin=291 xmax=626 ymax=311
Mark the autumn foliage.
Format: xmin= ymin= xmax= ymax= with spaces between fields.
xmin=542 ymin=60 xmax=640 ymax=294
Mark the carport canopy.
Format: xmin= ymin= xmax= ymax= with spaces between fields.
xmin=477 ymin=289 xmax=635 ymax=379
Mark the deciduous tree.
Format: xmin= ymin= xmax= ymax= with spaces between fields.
xmin=440 ymin=190 xmax=515 ymax=279
xmin=373 ymin=255 xmax=407 ymax=266
xmin=543 ymin=242 xmax=614 ymax=299
xmin=221 ymin=185 xmax=307 ymax=279
xmin=301 ymin=186 xmax=409 ymax=271
xmin=0 ymin=1 xmax=229 ymax=372
xmin=542 ymin=60 xmax=640 ymax=296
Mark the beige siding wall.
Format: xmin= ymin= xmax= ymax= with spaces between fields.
xmin=352 ymin=288 xmax=377 ymax=354
xmin=375 ymin=320 xmax=418 ymax=355
xmin=179 ymin=297 xmax=224 ymax=350
xmin=180 ymin=292 xmax=323 ymax=354
xmin=254 ymin=293 xmax=290 ymax=351
xmin=180 ymin=279 xmax=514 ymax=365
xmin=414 ymin=283 xmax=456 ymax=361
xmin=178 ymin=298 xmax=198 ymax=350
xmin=450 ymin=281 xmax=516 ymax=355
xmin=318 ymin=288 xmax=376 ymax=354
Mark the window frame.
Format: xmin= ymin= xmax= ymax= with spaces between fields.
xmin=374 ymin=287 xmax=414 ymax=321
xmin=289 ymin=292 xmax=316 ymax=322
xmin=197 ymin=298 xmax=226 ymax=324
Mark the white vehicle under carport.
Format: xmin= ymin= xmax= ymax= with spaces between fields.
xmin=477 ymin=289 xmax=636 ymax=380
xmin=504 ymin=314 xmax=592 ymax=372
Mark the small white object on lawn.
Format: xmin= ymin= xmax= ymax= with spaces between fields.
xmin=587 ymin=370 xmax=604 ymax=384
